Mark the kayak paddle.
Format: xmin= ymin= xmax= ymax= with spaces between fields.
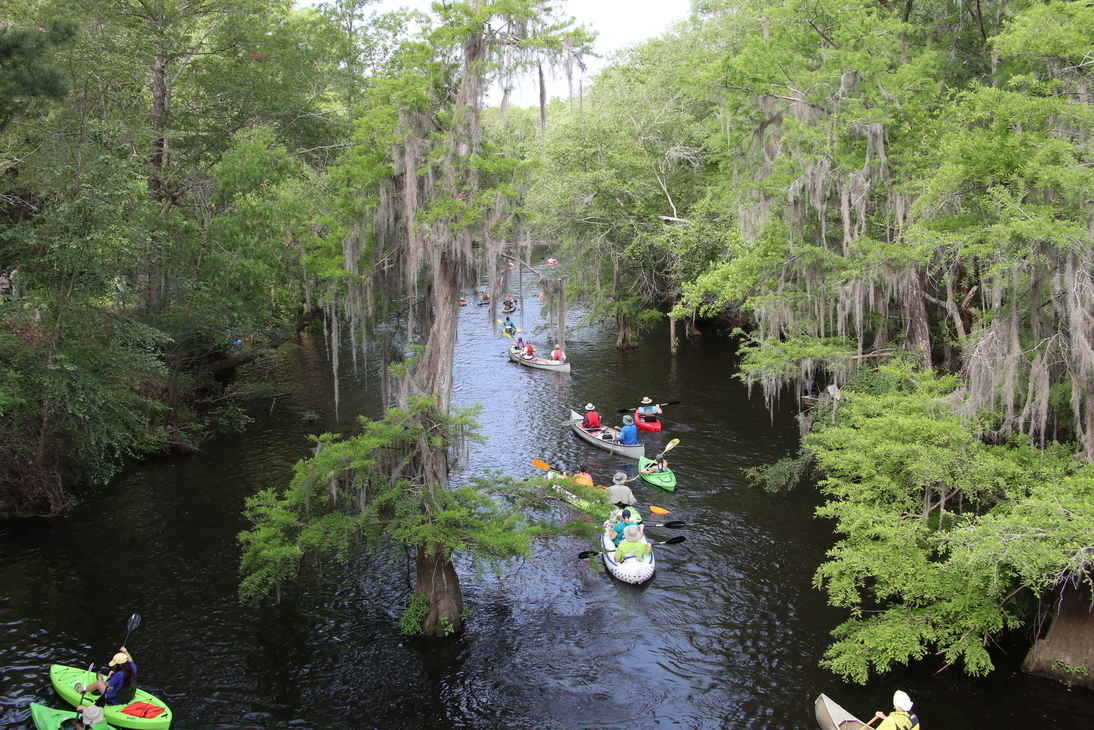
xmin=645 ymin=520 xmax=686 ymax=528
xmin=121 ymin=613 xmax=141 ymax=646
xmin=616 ymin=401 xmax=680 ymax=413
xmin=649 ymin=506 xmax=670 ymax=515
xmin=577 ymin=535 xmax=686 ymax=559
xmin=662 ymin=438 xmax=680 ymax=453
xmin=532 ymin=458 xmax=552 ymax=470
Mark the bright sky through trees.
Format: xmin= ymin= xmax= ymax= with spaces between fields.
xmin=361 ymin=0 xmax=693 ymax=105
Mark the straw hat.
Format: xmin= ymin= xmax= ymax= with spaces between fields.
xmin=623 ymin=525 xmax=641 ymax=542
xmin=109 ymin=653 xmax=129 ymax=667
xmin=641 ymin=396 xmax=653 ymax=404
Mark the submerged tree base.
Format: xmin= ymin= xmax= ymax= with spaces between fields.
xmin=1023 ymin=582 xmax=1094 ymax=689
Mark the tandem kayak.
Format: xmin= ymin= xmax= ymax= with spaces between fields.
xmin=50 ymin=665 xmax=172 ymax=730
xmin=814 ymin=694 xmax=869 ymax=730
xmin=638 ymin=456 xmax=676 ymax=491
xmin=599 ymin=517 xmax=655 ymax=584
xmin=31 ymin=702 xmax=120 ymax=730
xmin=634 ymin=409 xmax=663 ymax=432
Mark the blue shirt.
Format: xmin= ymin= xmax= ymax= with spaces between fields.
xmin=105 ymin=661 xmax=137 ymax=705
xmin=615 ymin=423 xmax=638 ymax=445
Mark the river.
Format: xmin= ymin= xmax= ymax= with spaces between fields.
xmin=1 ymin=283 xmax=1092 ymax=729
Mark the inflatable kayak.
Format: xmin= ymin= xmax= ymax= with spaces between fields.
xmin=31 ymin=702 xmax=120 ymax=730
xmin=638 ymin=456 xmax=676 ymax=491
xmin=50 ymin=665 xmax=172 ymax=730
xmin=599 ymin=518 xmax=655 ymax=584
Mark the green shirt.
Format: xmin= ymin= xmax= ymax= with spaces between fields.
xmin=614 ymin=539 xmax=651 ymax=562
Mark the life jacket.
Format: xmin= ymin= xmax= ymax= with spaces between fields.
xmin=887 ymin=711 xmax=919 ymax=730
xmin=583 ymin=411 xmax=600 ymax=428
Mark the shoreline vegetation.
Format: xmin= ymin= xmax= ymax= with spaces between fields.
xmin=2 ymin=0 xmax=1091 ymax=686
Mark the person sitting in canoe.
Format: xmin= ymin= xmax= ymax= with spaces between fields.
xmin=614 ymin=525 xmax=650 ymax=562
xmin=581 ymin=403 xmax=601 ymax=430
xmin=614 ymin=415 xmax=639 ymax=445
xmin=550 ymin=344 xmax=566 ymax=362
xmin=611 ymin=508 xmax=643 ymax=546
xmin=522 ymin=341 xmax=535 ymax=359
xmin=636 ymin=396 xmax=662 ymax=422
xmin=642 ymin=453 xmax=669 ymax=474
xmin=571 ymin=465 xmax=593 ymax=487
xmin=873 ymin=690 xmax=920 ymax=730
xmin=75 ymin=646 xmax=137 ymax=706
xmin=480 ymin=290 xmax=490 ymax=302
xmin=606 ymin=472 xmax=638 ymax=508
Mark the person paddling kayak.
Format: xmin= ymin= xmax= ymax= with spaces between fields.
xmin=75 ymin=646 xmax=137 ymax=706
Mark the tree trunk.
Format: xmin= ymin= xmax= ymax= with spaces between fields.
xmin=906 ymin=269 xmax=933 ymax=370
xmin=416 ymin=546 xmax=463 ymax=636
xmin=146 ymin=52 xmax=168 ymax=306
xmin=1022 ymin=580 xmax=1094 ymax=688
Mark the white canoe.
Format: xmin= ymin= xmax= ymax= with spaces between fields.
xmin=815 ymin=694 xmax=868 ymax=730
xmin=568 ymin=410 xmax=644 ymax=459
xmin=507 ymin=346 xmax=571 ymax=373
xmin=599 ymin=521 xmax=655 ymax=584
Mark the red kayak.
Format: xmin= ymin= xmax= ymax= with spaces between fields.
xmin=634 ymin=409 xmax=662 ymax=432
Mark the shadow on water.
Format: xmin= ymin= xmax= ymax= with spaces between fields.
xmin=1 ymin=283 xmax=1092 ymax=729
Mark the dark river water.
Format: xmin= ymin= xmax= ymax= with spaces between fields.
xmin=2 ymin=282 xmax=1093 ymax=730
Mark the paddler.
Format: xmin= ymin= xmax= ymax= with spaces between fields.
xmin=871 ymin=690 xmax=920 ymax=730
xmin=613 ymin=525 xmax=650 ymax=562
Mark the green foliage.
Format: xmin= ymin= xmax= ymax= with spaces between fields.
xmin=0 ymin=19 xmax=76 ymax=128
xmin=238 ymin=397 xmax=598 ymax=606
xmin=802 ymin=362 xmax=1092 ymax=682
xmin=399 ymin=593 xmax=430 ymax=636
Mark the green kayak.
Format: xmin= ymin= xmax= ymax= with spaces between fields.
xmin=50 ymin=665 xmax=172 ymax=730
xmin=638 ymin=456 xmax=677 ymax=491
xmin=31 ymin=702 xmax=119 ymax=730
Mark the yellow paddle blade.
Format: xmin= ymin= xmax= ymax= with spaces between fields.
xmin=649 ymin=506 xmax=670 ymax=515
xmin=663 ymin=438 xmax=681 ymax=453
xmin=532 ymin=458 xmax=552 ymax=470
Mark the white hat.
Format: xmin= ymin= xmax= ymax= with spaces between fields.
xmin=585 ymin=403 xmax=595 ymax=410
xmin=612 ymin=472 xmax=627 ymax=484
xmin=893 ymin=690 xmax=913 ymax=712
xmin=641 ymin=396 xmax=653 ymax=404
xmin=82 ymin=706 xmax=105 ymax=725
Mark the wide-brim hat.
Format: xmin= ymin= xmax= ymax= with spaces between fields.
xmin=585 ymin=403 xmax=595 ymax=410
xmin=82 ymin=706 xmax=105 ymax=725
xmin=622 ymin=415 xmax=634 ymax=425
xmin=623 ymin=525 xmax=641 ymax=541
xmin=612 ymin=472 xmax=627 ymax=484
xmin=641 ymin=396 xmax=653 ymax=404
xmin=109 ymin=653 xmax=129 ymax=667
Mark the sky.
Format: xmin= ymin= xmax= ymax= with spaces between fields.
xmin=367 ymin=0 xmax=694 ymax=105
